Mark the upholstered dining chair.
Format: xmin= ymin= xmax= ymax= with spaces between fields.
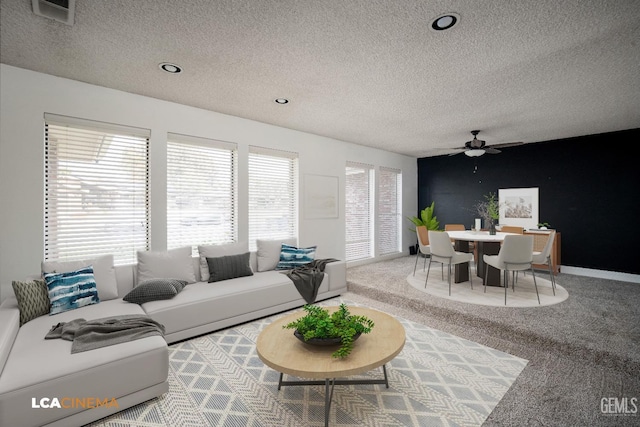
xmin=532 ymin=230 xmax=557 ymax=295
xmin=500 ymin=225 xmax=524 ymax=234
xmin=426 ymin=230 xmax=474 ymax=296
xmin=483 ymin=234 xmax=539 ymax=305
xmin=444 ymin=223 xmax=466 ymax=245
xmin=413 ymin=226 xmax=431 ymax=276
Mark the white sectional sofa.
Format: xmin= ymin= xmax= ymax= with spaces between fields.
xmin=0 ymin=240 xmax=347 ymax=427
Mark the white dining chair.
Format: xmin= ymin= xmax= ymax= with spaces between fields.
xmin=532 ymin=230 xmax=557 ymax=295
xmin=483 ymin=235 xmax=539 ymax=305
xmin=426 ymin=230 xmax=474 ymax=296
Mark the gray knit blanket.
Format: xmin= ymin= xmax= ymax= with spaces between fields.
xmin=284 ymin=258 xmax=339 ymax=304
xmin=45 ymin=314 xmax=165 ymax=354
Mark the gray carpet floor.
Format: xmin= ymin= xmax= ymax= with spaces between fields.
xmin=344 ymin=256 xmax=640 ymax=427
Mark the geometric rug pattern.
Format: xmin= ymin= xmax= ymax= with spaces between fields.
xmin=87 ymin=298 xmax=528 ymax=427
xmin=409 ymin=266 xmax=569 ymax=307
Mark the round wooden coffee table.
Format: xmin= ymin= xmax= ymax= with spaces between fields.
xmin=256 ymin=306 xmax=405 ymax=426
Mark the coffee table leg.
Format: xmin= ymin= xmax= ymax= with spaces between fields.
xmin=278 ymin=372 xmax=284 ymax=390
xmin=382 ymin=364 xmax=389 ymax=388
xmin=325 ymin=378 xmax=335 ymax=427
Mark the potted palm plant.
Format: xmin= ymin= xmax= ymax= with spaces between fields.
xmin=407 ymin=201 xmax=440 ymax=253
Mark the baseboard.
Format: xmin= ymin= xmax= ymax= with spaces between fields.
xmin=560 ymin=265 xmax=640 ymax=284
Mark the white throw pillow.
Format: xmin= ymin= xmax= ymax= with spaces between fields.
xmin=198 ymin=241 xmax=248 ymax=282
xmin=256 ymin=238 xmax=297 ymax=272
xmin=41 ymin=254 xmax=119 ymax=301
xmin=137 ymin=246 xmax=196 ymax=284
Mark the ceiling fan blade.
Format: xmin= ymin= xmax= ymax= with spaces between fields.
xmin=490 ymin=141 xmax=524 ymax=149
xmin=485 ymin=147 xmax=501 ymax=154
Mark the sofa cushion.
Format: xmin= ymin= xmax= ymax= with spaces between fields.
xmin=42 ymin=254 xmax=119 ymax=301
xmin=198 ymin=241 xmax=248 ymax=282
xmin=11 ymin=279 xmax=50 ymax=325
xmin=137 ymin=246 xmax=196 ymax=284
xmin=206 ymin=252 xmax=253 ymax=283
xmin=256 ymin=238 xmax=297 ymax=272
xmin=123 ymin=278 xmax=187 ymax=304
xmin=44 ymin=266 xmax=100 ymax=315
xmin=276 ymin=244 xmax=317 ymax=270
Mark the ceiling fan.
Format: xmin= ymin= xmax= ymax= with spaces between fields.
xmin=452 ymin=130 xmax=523 ymax=157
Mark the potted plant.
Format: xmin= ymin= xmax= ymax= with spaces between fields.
xmin=407 ymin=201 xmax=440 ymax=253
xmin=283 ymin=303 xmax=375 ymax=358
xmin=474 ymin=192 xmax=500 ymax=235
xmin=537 ymin=222 xmax=551 ymax=230
xmin=407 ymin=201 xmax=440 ymax=232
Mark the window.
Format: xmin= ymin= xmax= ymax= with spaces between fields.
xmin=44 ymin=114 xmax=149 ymax=264
xmin=167 ymin=133 xmax=237 ymax=253
xmin=345 ymin=162 xmax=374 ymax=261
xmin=378 ymin=167 xmax=402 ymax=255
xmin=248 ymin=146 xmax=298 ymax=250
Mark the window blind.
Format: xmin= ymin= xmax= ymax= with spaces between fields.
xmin=378 ymin=167 xmax=402 ymax=255
xmin=167 ymin=133 xmax=237 ymax=254
xmin=345 ymin=162 xmax=374 ymax=261
xmin=248 ymin=146 xmax=298 ymax=251
xmin=44 ymin=113 xmax=149 ymax=265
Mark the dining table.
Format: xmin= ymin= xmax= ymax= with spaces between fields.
xmin=445 ymin=230 xmax=515 ymax=286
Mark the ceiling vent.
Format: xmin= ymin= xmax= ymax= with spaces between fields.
xmin=32 ymin=0 xmax=76 ymax=26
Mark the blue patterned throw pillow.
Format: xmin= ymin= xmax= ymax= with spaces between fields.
xmin=44 ymin=266 xmax=100 ymax=315
xmin=276 ymin=244 xmax=317 ymax=270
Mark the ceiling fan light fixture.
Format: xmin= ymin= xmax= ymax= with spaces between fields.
xmin=464 ymin=149 xmax=485 ymax=157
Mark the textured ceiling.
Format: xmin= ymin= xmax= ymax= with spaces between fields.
xmin=1 ymin=0 xmax=639 ymax=157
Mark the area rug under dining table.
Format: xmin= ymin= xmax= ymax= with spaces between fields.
xmin=87 ymin=298 xmax=528 ymax=427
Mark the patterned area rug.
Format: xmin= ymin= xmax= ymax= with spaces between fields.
xmin=88 ymin=298 xmax=528 ymax=427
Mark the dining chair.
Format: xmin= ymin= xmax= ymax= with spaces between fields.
xmin=444 ymin=224 xmax=465 ymax=244
xmin=532 ymin=230 xmax=557 ymax=295
xmin=426 ymin=230 xmax=474 ymax=296
xmin=500 ymin=225 xmax=524 ymax=234
xmin=413 ymin=226 xmax=431 ymax=276
xmin=483 ymin=235 xmax=539 ymax=305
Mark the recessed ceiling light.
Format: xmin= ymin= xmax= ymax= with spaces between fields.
xmin=159 ymin=62 xmax=182 ymax=74
xmin=431 ymin=13 xmax=459 ymax=31
xmin=274 ymin=98 xmax=289 ymax=104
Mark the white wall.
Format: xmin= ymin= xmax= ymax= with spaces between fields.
xmin=0 ymin=64 xmax=417 ymax=301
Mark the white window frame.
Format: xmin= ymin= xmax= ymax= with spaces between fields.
xmin=377 ymin=166 xmax=402 ymax=255
xmin=43 ymin=113 xmax=150 ymax=265
xmin=167 ymin=133 xmax=237 ymax=254
xmin=345 ymin=162 xmax=375 ymax=261
xmin=248 ymin=146 xmax=298 ymax=251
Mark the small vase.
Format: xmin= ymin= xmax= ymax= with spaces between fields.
xmin=489 ymin=220 xmax=497 ymax=235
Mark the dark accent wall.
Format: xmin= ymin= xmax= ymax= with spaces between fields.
xmin=417 ymin=128 xmax=640 ymax=275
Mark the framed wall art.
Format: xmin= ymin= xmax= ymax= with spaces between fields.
xmin=304 ymin=174 xmax=339 ymax=219
xmin=499 ymin=187 xmax=539 ymax=230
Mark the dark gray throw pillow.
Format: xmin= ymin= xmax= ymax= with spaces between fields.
xmin=206 ymin=252 xmax=253 ymax=283
xmin=123 ymin=278 xmax=188 ymax=304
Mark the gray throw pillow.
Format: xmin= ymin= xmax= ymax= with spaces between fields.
xmin=123 ymin=278 xmax=187 ymax=305
xmin=206 ymin=252 xmax=253 ymax=283
xmin=12 ymin=279 xmax=51 ymax=326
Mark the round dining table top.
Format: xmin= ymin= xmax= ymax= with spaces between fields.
xmin=445 ymin=230 xmax=512 ymax=242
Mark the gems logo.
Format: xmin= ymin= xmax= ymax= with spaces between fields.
xmin=31 ymin=397 xmax=119 ymax=409
xmin=601 ymin=397 xmax=638 ymax=416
